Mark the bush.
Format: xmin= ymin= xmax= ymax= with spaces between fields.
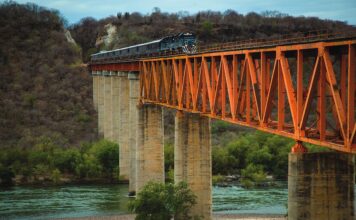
xmin=164 ymin=143 xmax=174 ymax=171
xmin=53 ymin=148 xmax=81 ymax=173
xmin=89 ymin=139 xmax=119 ymax=180
xmin=212 ymin=174 xmax=225 ymax=185
xmin=166 ymin=168 xmax=174 ymax=183
xmin=75 ymin=154 xmax=101 ymax=179
xmin=0 ymin=163 xmax=14 ymax=186
xmin=212 ymin=147 xmax=236 ymax=175
xmin=51 ymin=168 xmax=61 ymax=184
xmin=241 ymin=164 xmax=267 ymax=188
xmin=129 ymin=181 xmax=197 ymax=220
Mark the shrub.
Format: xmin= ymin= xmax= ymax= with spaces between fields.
xmin=33 ymin=164 xmax=50 ymax=180
xmin=212 ymin=174 xmax=225 ymax=185
xmin=89 ymin=139 xmax=119 ymax=180
xmin=166 ymin=168 xmax=174 ymax=183
xmin=75 ymin=154 xmax=101 ymax=179
xmin=0 ymin=163 xmax=14 ymax=186
xmin=51 ymin=168 xmax=61 ymax=184
xmin=241 ymin=164 xmax=267 ymax=188
xmin=128 ymin=181 xmax=197 ymax=220
xmin=164 ymin=143 xmax=174 ymax=171
xmin=53 ymin=148 xmax=81 ymax=173
xmin=212 ymin=147 xmax=236 ymax=175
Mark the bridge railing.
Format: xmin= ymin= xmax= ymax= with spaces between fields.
xmin=197 ymin=29 xmax=356 ymax=53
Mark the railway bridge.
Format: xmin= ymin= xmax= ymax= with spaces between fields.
xmin=90 ymin=32 xmax=356 ymax=220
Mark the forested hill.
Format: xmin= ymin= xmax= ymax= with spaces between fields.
xmin=69 ymin=8 xmax=355 ymax=62
xmin=0 ymin=2 xmax=97 ymax=148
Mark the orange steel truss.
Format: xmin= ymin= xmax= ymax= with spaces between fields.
xmin=140 ymin=40 xmax=356 ymax=153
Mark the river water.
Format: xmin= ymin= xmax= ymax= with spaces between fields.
xmin=0 ymin=183 xmax=352 ymax=219
xmin=1 ymin=183 xmax=288 ymax=219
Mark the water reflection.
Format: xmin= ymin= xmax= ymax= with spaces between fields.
xmin=212 ymin=184 xmax=288 ymax=214
xmin=0 ymin=185 xmax=130 ymax=220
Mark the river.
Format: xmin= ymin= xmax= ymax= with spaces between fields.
xmin=0 ymin=183 xmax=352 ymax=219
xmin=1 ymin=183 xmax=287 ymax=219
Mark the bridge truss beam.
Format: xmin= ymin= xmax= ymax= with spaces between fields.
xmin=91 ymin=62 xmax=139 ymax=72
xmin=140 ymin=40 xmax=356 ymax=153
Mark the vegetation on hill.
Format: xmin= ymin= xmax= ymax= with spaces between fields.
xmin=0 ymin=2 xmax=97 ymax=149
xmin=69 ymin=8 xmax=355 ymax=62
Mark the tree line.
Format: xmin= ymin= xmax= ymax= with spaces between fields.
xmin=0 ymin=137 xmax=119 ymax=186
xmin=69 ymin=7 xmax=355 ymax=62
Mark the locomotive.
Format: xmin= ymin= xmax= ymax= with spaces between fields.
xmin=91 ymin=32 xmax=196 ymax=62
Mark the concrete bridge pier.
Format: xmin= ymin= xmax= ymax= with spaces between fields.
xmin=128 ymin=72 xmax=140 ymax=195
xmin=103 ymin=71 xmax=112 ymax=140
xmin=92 ymin=71 xmax=99 ymax=111
xmin=136 ymin=104 xmax=165 ymax=192
xmin=97 ymin=71 xmax=105 ymax=137
xmin=288 ymin=146 xmax=355 ymax=220
xmin=110 ymin=71 xmax=120 ymax=144
xmin=174 ymin=111 xmax=212 ymax=220
xmin=118 ymin=71 xmax=130 ymax=180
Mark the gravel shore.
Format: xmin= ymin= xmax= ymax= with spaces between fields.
xmin=59 ymin=214 xmax=287 ymax=220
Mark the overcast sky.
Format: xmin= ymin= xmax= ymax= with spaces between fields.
xmin=10 ymin=0 xmax=356 ymax=25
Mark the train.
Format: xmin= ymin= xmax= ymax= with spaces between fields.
xmin=91 ymin=33 xmax=197 ymax=62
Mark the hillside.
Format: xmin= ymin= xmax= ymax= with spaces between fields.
xmin=70 ymin=9 xmax=355 ymax=62
xmin=0 ymin=2 xmax=97 ymax=148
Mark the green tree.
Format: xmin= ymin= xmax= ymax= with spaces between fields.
xmin=241 ymin=164 xmax=267 ymax=188
xmin=53 ymin=148 xmax=81 ymax=173
xmin=129 ymin=181 xmax=197 ymax=220
xmin=75 ymin=154 xmax=102 ymax=179
xmin=201 ymin=21 xmax=213 ymax=35
xmin=226 ymin=136 xmax=251 ymax=170
xmin=212 ymin=147 xmax=236 ymax=175
xmin=89 ymin=139 xmax=119 ymax=180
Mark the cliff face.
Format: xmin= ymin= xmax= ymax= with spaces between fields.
xmin=0 ymin=2 xmax=97 ymax=148
xmin=95 ymin=23 xmax=118 ymax=48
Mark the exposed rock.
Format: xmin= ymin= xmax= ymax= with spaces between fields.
xmin=95 ymin=23 xmax=118 ymax=48
xmin=64 ymin=29 xmax=76 ymax=44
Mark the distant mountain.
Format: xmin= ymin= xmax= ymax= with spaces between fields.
xmin=0 ymin=2 xmax=97 ymax=148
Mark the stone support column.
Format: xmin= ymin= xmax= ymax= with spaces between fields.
xmin=288 ymin=152 xmax=355 ymax=220
xmin=97 ymin=71 xmax=105 ymax=137
xmin=174 ymin=112 xmax=212 ymax=220
xmin=128 ymin=72 xmax=140 ymax=195
xmin=136 ymin=104 xmax=164 ymax=192
xmin=92 ymin=71 xmax=98 ymax=111
xmin=118 ymin=72 xmax=130 ymax=180
xmin=103 ymin=71 xmax=112 ymax=140
xmin=111 ymin=71 xmax=120 ymax=143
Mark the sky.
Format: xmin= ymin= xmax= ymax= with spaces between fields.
xmin=10 ymin=0 xmax=356 ymax=25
